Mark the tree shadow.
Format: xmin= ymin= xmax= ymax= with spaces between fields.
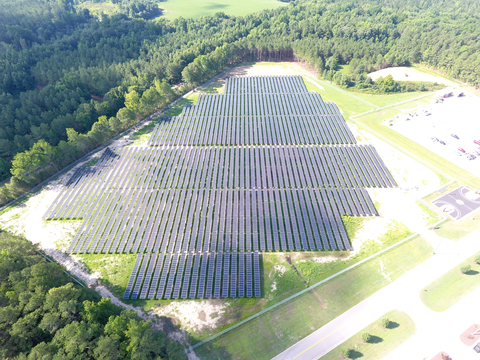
xmin=350 ymin=350 xmax=364 ymax=359
xmin=387 ymin=321 xmax=400 ymax=329
xmin=465 ymin=270 xmax=479 ymax=275
xmin=369 ymin=335 xmax=384 ymax=344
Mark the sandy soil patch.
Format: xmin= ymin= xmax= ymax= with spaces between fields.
xmin=154 ymin=299 xmax=228 ymax=333
xmin=368 ymin=67 xmax=457 ymax=86
xmin=274 ymin=264 xmax=288 ymax=276
xmin=352 ymin=217 xmax=391 ymax=250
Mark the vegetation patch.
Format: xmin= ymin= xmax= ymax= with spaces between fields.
xmin=76 ymin=253 xmax=138 ymax=299
xmin=420 ymin=250 xmax=480 ymax=311
xmin=416 ymin=200 xmax=443 ymax=227
xmin=194 ymin=236 xmax=431 ymax=359
xmin=159 ymin=0 xmax=286 ymax=20
xmin=321 ymin=310 xmax=415 ymax=360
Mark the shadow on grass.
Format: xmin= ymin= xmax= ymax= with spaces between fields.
xmin=387 ymin=321 xmax=400 ymax=329
xmin=350 ymin=350 xmax=364 ymax=359
xmin=369 ymin=335 xmax=384 ymax=344
xmin=465 ymin=270 xmax=479 ymax=276
xmin=195 ymin=342 xmax=234 ymax=360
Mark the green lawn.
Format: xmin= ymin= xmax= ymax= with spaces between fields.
xmin=433 ymin=215 xmax=480 ymax=241
xmin=158 ymin=0 xmax=286 ymax=20
xmin=421 ymin=250 xmax=480 ymax=311
xmin=416 ymin=200 xmax=443 ymax=227
xmin=321 ymin=310 xmax=415 ymax=360
xmin=76 ymin=253 xmax=137 ymax=298
xmin=130 ymin=121 xmax=157 ymax=145
xmin=195 ymin=236 xmax=432 ymax=360
xmin=76 ymin=1 xmax=119 ymax=16
xmin=161 ymin=93 xmax=198 ymax=117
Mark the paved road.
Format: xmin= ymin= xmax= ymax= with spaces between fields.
xmin=273 ymin=228 xmax=480 ymax=360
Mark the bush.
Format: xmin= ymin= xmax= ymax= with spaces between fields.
xmin=362 ymin=332 xmax=371 ymax=343
xmin=381 ymin=318 xmax=390 ymax=328
xmin=474 ymin=255 xmax=480 ymax=265
xmin=461 ymin=265 xmax=472 ymax=274
xmin=340 ymin=347 xmax=351 ymax=358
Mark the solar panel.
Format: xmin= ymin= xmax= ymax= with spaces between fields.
xmin=123 ymin=253 xmax=143 ymax=299
xmin=253 ymin=252 xmax=261 ymax=297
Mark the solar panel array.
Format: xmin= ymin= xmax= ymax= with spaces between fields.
xmin=44 ymin=75 xmax=397 ymax=299
xmin=123 ymin=252 xmax=261 ymax=300
xmin=148 ymin=76 xmax=355 ymax=146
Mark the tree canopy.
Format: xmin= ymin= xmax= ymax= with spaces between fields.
xmin=1 ymin=0 xmax=480 ymax=203
xmin=0 ymin=231 xmax=186 ymax=359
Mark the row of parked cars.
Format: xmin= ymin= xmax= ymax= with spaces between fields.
xmin=431 ymin=135 xmax=480 ymax=160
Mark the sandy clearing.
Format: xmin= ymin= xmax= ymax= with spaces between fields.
xmin=368 ymin=67 xmax=457 ymax=86
xmin=154 ymin=299 xmax=228 ymax=333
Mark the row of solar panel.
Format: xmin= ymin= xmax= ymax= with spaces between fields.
xmin=181 ymin=92 xmax=338 ymax=119
xmin=43 ymin=148 xmax=122 ymax=220
xmin=64 ymin=187 xmax=375 ymax=254
xmin=148 ymin=113 xmax=354 ymax=147
xmin=123 ymin=252 xmax=261 ymax=299
xmin=44 ymin=144 xmax=394 ymax=219
xmin=223 ymin=75 xmax=307 ymax=95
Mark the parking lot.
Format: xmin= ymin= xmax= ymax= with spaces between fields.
xmin=389 ymin=91 xmax=480 ymax=178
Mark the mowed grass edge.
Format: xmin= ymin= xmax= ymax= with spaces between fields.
xmin=321 ymin=310 xmax=415 ymax=360
xmin=420 ymin=249 xmax=480 ymax=312
xmin=194 ymin=235 xmax=432 ymax=360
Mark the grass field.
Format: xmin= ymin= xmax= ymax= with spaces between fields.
xmin=420 ymin=250 xmax=480 ymax=311
xmin=76 ymin=1 xmax=119 ymax=16
xmin=194 ymin=235 xmax=432 ymax=359
xmin=158 ymin=0 xmax=286 ymax=20
xmin=321 ymin=310 xmax=415 ymax=360
xmin=416 ymin=200 xmax=443 ymax=227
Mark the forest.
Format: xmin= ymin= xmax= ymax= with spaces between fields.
xmin=0 ymin=231 xmax=186 ymax=359
xmin=1 ymin=0 xmax=480 ymax=206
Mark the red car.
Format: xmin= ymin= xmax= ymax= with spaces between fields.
xmin=474 ymin=140 xmax=480 ymax=145
xmin=458 ymin=147 xmax=466 ymax=153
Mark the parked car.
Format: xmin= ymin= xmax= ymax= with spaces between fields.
xmin=451 ymin=134 xmax=459 ymax=139
xmin=439 ymin=140 xmax=446 ymax=145
xmin=458 ymin=147 xmax=466 ymax=153
xmin=474 ymin=341 xmax=480 ymax=353
xmin=431 ymin=137 xmax=438 ymax=142
xmin=470 ymin=154 xmax=477 ymax=159
xmin=474 ymin=140 xmax=480 ymax=145
xmin=475 ymin=150 xmax=480 ymax=156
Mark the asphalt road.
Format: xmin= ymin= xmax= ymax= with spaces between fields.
xmin=272 ymin=228 xmax=480 ymax=360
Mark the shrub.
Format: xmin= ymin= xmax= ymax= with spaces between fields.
xmin=474 ymin=255 xmax=480 ymax=265
xmin=340 ymin=347 xmax=351 ymax=358
xmin=381 ymin=318 xmax=390 ymax=328
xmin=362 ymin=332 xmax=371 ymax=343
xmin=461 ymin=265 xmax=471 ymax=274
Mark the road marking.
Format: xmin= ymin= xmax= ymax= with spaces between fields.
xmin=292 ymin=323 xmax=346 ymax=359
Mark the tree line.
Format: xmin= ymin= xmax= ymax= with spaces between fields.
xmin=0 ymin=231 xmax=186 ymax=359
xmin=2 ymin=0 xmax=480 ymax=206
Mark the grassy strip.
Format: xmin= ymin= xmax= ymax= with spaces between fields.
xmin=161 ymin=93 xmax=199 ymax=117
xmin=433 ymin=215 xmax=480 ymax=241
xmin=130 ymin=121 xmax=157 ymax=145
xmin=194 ymin=235 xmax=432 ymax=360
xmin=76 ymin=253 xmax=137 ymax=298
xmin=416 ymin=200 xmax=443 ymax=227
xmin=294 ymin=220 xmax=412 ymax=286
xmin=321 ymin=310 xmax=415 ymax=360
xmin=420 ymin=250 xmax=480 ymax=311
